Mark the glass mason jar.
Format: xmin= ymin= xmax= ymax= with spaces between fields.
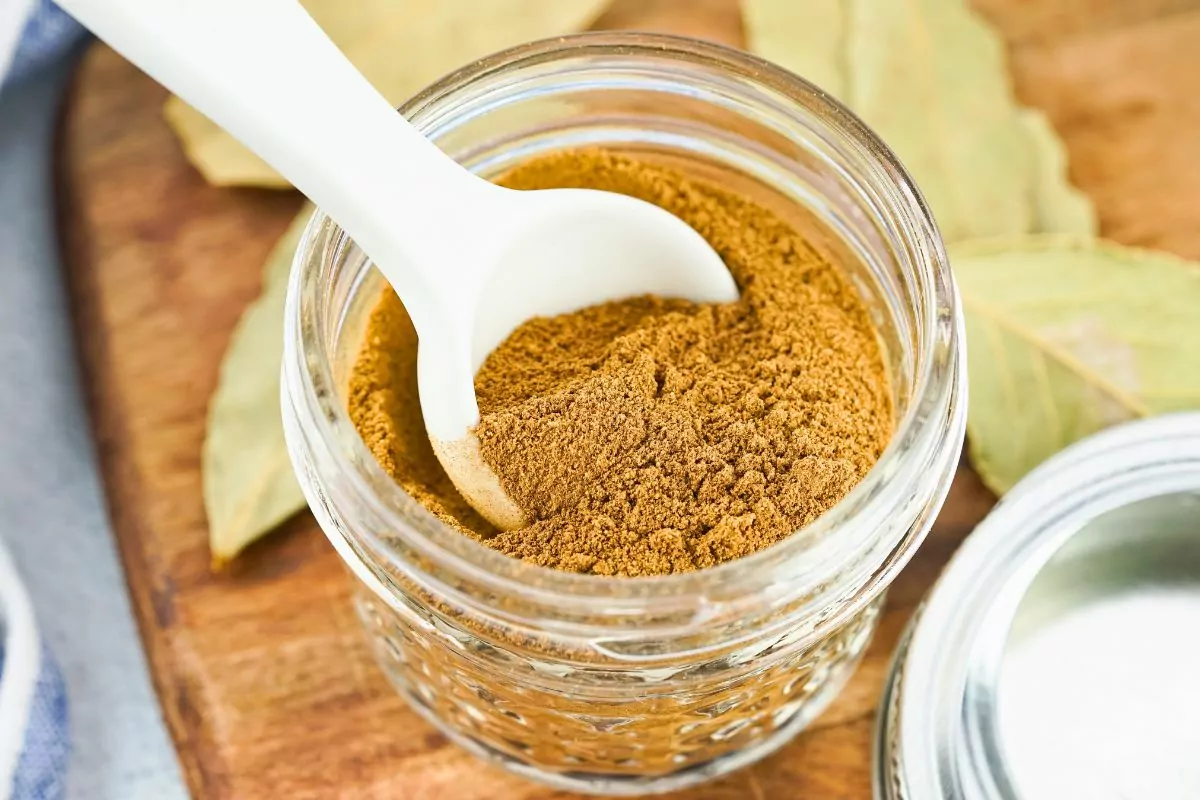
xmin=282 ymin=33 xmax=965 ymax=795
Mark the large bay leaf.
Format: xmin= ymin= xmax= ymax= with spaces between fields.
xmin=166 ymin=0 xmax=609 ymax=187
xmin=744 ymin=0 xmax=1097 ymax=242
xmin=743 ymin=0 xmax=847 ymax=99
xmin=847 ymin=0 xmax=1032 ymax=240
xmin=1018 ymin=110 xmax=1097 ymax=236
xmin=954 ymin=237 xmax=1200 ymax=495
xmin=204 ymin=206 xmax=314 ymax=562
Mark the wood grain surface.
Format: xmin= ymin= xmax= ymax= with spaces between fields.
xmin=56 ymin=0 xmax=1200 ymax=797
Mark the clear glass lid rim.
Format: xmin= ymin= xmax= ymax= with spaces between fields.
xmin=891 ymin=412 xmax=1200 ymax=799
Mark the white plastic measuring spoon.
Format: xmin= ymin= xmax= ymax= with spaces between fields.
xmin=61 ymin=0 xmax=738 ymax=529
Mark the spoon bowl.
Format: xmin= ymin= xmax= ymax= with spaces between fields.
xmin=419 ymin=184 xmax=736 ymax=527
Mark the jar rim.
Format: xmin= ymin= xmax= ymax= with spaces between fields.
xmin=284 ymin=31 xmax=965 ymax=606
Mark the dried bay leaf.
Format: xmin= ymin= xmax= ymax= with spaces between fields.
xmin=744 ymin=0 xmax=1097 ymax=242
xmin=848 ymin=0 xmax=1033 ymax=241
xmin=204 ymin=206 xmax=315 ymax=561
xmin=743 ymin=0 xmax=848 ymax=99
xmin=954 ymin=237 xmax=1200 ymax=495
xmin=165 ymin=0 xmax=610 ymax=187
xmin=1019 ymin=110 xmax=1098 ymax=236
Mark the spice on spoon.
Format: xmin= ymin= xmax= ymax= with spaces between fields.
xmin=349 ymin=149 xmax=892 ymax=576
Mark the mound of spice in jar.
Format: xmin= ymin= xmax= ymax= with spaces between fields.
xmin=348 ymin=149 xmax=892 ymax=577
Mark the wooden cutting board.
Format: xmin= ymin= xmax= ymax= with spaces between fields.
xmin=56 ymin=1 xmax=1200 ymax=797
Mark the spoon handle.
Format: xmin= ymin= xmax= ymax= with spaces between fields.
xmin=58 ymin=0 xmax=492 ymax=331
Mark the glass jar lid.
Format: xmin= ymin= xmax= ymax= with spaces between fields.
xmin=876 ymin=413 xmax=1200 ymax=800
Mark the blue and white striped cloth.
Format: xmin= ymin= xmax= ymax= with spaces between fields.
xmin=1 ymin=5 xmax=85 ymax=798
xmin=0 ymin=542 xmax=70 ymax=800
xmin=1 ymin=0 xmax=81 ymax=88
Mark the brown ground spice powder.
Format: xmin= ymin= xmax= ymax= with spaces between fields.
xmin=348 ymin=150 xmax=892 ymax=577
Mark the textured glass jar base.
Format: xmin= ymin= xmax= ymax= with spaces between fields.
xmin=355 ymin=582 xmax=883 ymax=795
